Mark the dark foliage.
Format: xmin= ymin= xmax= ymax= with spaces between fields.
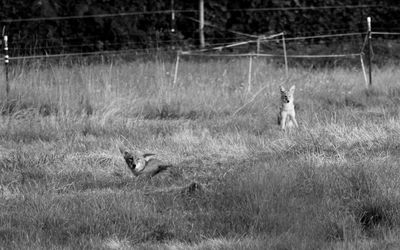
xmin=0 ymin=1 xmax=399 ymax=56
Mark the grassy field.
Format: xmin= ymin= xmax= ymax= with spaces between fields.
xmin=1 ymin=56 xmax=400 ymax=249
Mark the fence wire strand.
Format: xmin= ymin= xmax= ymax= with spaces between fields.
xmin=3 ymin=30 xmax=400 ymax=61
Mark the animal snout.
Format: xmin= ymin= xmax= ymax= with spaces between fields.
xmin=283 ymin=96 xmax=289 ymax=103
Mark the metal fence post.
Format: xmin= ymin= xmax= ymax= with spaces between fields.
xmin=4 ymin=35 xmax=9 ymax=96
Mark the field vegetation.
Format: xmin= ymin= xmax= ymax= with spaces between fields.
xmin=1 ymin=56 xmax=400 ymax=249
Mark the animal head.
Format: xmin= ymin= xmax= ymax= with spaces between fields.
xmin=119 ymin=147 xmax=156 ymax=175
xmin=280 ymin=85 xmax=296 ymax=104
xmin=119 ymin=147 xmax=137 ymax=171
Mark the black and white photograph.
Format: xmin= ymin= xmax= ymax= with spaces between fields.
xmin=1 ymin=1 xmax=400 ymax=249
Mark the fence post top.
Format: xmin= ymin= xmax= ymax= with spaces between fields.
xmin=367 ymin=17 xmax=371 ymax=30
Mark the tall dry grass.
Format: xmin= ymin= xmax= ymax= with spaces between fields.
xmin=1 ymin=57 xmax=400 ymax=249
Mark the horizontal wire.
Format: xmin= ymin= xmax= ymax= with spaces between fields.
xmin=8 ymin=35 xmax=241 ymax=45
xmin=9 ymin=36 xmax=98 ymax=44
xmin=10 ymin=40 xmax=179 ymax=51
xmin=227 ymin=4 xmax=384 ymax=12
xmin=182 ymin=14 xmax=367 ymax=44
xmin=7 ymin=29 xmax=371 ymax=44
xmin=3 ymin=29 xmax=396 ymax=61
xmin=10 ymin=34 xmax=361 ymax=52
xmin=180 ymin=52 xmax=361 ymax=58
xmin=3 ymin=34 xmax=372 ymax=57
xmin=185 ymin=32 xmax=363 ymax=53
xmin=1 ymin=9 xmax=197 ymax=23
xmin=290 ymin=29 xmax=365 ymax=36
xmin=9 ymin=34 xmax=143 ymax=44
xmin=0 ymin=5 xmax=386 ymax=23
xmin=185 ymin=33 xmax=283 ymax=53
xmin=372 ymin=31 xmax=400 ymax=35
xmin=9 ymin=37 xmax=276 ymax=53
xmin=283 ymin=32 xmax=365 ymax=41
xmin=8 ymin=48 xmax=172 ymax=60
xmin=211 ymin=33 xmax=283 ymax=50
xmin=283 ymin=53 xmax=361 ymax=58
xmin=181 ymin=15 xmax=259 ymax=38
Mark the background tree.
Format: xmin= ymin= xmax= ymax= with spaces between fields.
xmin=0 ymin=0 xmax=398 ymax=56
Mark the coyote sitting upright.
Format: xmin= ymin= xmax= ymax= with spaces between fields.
xmin=278 ymin=85 xmax=299 ymax=130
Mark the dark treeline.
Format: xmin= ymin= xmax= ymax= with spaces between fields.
xmin=0 ymin=0 xmax=399 ymax=56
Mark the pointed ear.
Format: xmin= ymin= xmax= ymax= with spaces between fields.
xmin=118 ymin=146 xmax=125 ymax=155
xmin=280 ymin=86 xmax=285 ymax=92
xmin=143 ymin=153 xmax=156 ymax=161
xmin=119 ymin=147 xmax=134 ymax=161
xmin=289 ymin=85 xmax=296 ymax=93
xmin=143 ymin=153 xmax=156 ymax=158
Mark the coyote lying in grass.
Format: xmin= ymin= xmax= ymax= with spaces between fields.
xmin=119 ymin=148 xmax=172 ymax=178
xmin=278 ymin=85 xmax=299 ymax=130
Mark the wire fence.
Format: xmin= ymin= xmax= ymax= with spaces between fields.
xmin=0 ymin=4 xmax=386 ymax=23
xmin=1 ymin=14 xmax=400 ymax=100
xmin=1 ymin=5 xmax=400 ymax=71
xmin=2 ymin=30 xmax=400 ymax=61
xmin=0 ymin=9 xmax=198 ymax=23
xmin=171 ymin=27 xmax=400 ymax=88
xmin=1 ymin=3 xmax=399 ymax=104
xmin=2 ymin=3 xmax=399 ymax=59
xmin=1 ymin=4 xmax=397 ymax=53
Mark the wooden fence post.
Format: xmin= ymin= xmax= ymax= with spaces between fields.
xmin=282 ymin=32 xmax=289 ymax=78
xmin=367 ymin=17 xmax=372 ymax=87
xmin=173 ymin=51 xmax=180 ymax=87
xmin=199 ymin=0 xmax=205 ymax=48
xmin=171 ymin=0 xmax=176 ymax=33
xmin=247 ymin=53 xmax=253 ymax=93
